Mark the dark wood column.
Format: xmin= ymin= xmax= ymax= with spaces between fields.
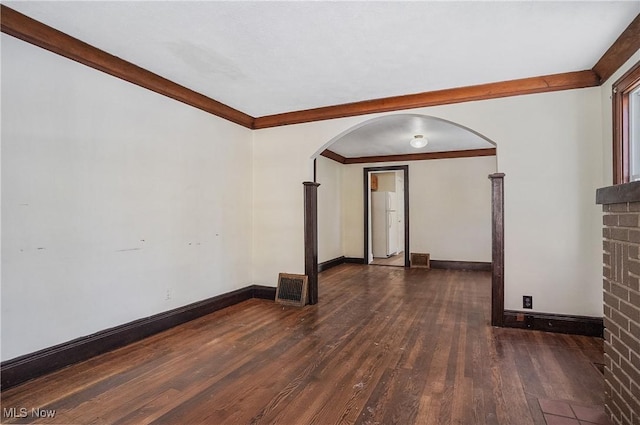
xmin=303 ymin=182 xmax=320 ymax=305
xmin=489 ymin=173 xmax=505 ymax=327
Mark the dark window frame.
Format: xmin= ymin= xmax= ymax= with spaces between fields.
xmin=613 ymin=61 xmax=640 ymax=185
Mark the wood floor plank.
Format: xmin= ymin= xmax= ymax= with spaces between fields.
xmin=1 ymin=265 xmax=605 ymax=425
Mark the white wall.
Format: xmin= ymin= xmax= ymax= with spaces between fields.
xmin=341 ymin=156 xmax=495 ymax=262
xmin=411 ymin=158 xmax=493 ymax=261
xmin=251 ymin=125 xmax=313 ymax=284
xmin=316 ymin=156 xmax=343 ymax=263
xmin=1 ymin=35 xmax=254 ymax=361
xmin=253 ymin=87 xmax=604 ymax=317
xmin=2 ymin=26 xmax=623 ymax=363
xmin=375 ymin=172 xmax=396 ymax=192
xmin=600 ymin=49 xmax=640 ymax=185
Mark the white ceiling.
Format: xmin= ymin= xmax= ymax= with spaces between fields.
xmin=6 ymin=1 xmax=638 ymax=118
xmin=328 ymin=114 xmax=494 ymax=157
xmin=4 ymin=1 xmax=639 ymax=156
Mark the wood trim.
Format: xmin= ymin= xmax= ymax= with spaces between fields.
xmin=403 ymin=169 xmax=410 ymax=268
xmin=597 ymin=180 xmax=640 ymax=204
xmin=320 ymin=149 xmax=347 ymax=164
xmin=344 ymin=148 xmax=496 ymax=164
xmin=252 ymin=285 xmax=278 ymax=300
xmin=503 ymin=310 xmax=604 ymax=338
xmin=429 ymin=260 xmax=492 ymax=272
xmin=3 ymin=1 xmax=632 ymax=132
xmin=489 ymin=173 xmax=505 ymax=327
xmin=612 ymin=80 xmax=627 ymax=185
xmin=0 ymin=284 xmax=275 ymax=390
xmin=303 ymin=182 xmax=321 ymax=305
xmin=363 ymin=171 xmax=371 ymax=266
xmin=6 ymin=0 xmax=626 ymax=133
xmin=320 ymin=148 xmax=495 ymax=166
xmin=318 ymin=256 xmax=346 ymax=272
xmin=0 ymin=5 xmax=255 ymax=129
xmin=363 ymin=166 xmax=410 ymax=268
xmin=612 ymin=61 xmax=640 ymax=185
xmin=593 ymin=14 xmax=640 ymax=84
xmin=253 ymin=71 xmax=599 ymax=128
xmin=344 ymin=257 xmax=366 ymax=264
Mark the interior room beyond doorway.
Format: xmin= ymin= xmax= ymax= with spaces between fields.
xmin=369 ymin=170 xmax=406 ymax=267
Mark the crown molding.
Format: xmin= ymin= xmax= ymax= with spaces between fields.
xmin=252 ymin=71 xmax=599 ymax=129
xmin=342 ymin=148 xmax=496 ymax=164
xmin=322 ymin=147 xmax=496 ymax=164
xmin=320 ymin=149 xmax=347 ymax=164
xmin=593 ymin=13 xmax=640 ymax=84
xmin=0 ymin=5 xmax=255 ymax=129
xmin=2 ymin=4 xmax=634 ymax=131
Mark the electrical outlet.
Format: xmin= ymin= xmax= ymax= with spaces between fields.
xmin=165 ymin=289 xmax=172 ymax=301
xmin=523 ymin=295 xmax=533 ymax=309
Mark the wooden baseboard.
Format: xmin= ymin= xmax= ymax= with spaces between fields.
xmin=318 ymin=256 xmax=368 ymax=271
xmin=430 ymin=260 xmax=492 ymax=271
xmin=319 ymin=258 xmax=489 ymax=271
xmin=318 ymin=256 xmax=346 ymax=272
xmin=344 ymin=257 xmax=366 ymax=264
xmin=251 ymin=285 xmax=277 ymax=300
xmin=503 ymin=310 xmax=603 ymax=337
xmin=1 ymin=284 xmax=276 ymax=390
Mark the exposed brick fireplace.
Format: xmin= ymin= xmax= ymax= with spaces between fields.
xmin=597 ymin=182 xmax=640 ymax=425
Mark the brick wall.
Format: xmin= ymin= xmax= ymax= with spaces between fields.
xmin=602 ymin=201 xmax=640 ymax=425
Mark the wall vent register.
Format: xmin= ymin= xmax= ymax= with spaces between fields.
xmin=410 ymin=253 xmax=431 ymax=268
xmin=275 ymin=273 xmax=308 ymax=307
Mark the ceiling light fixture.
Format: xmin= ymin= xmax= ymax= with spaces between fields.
xmin=410 ymin=134 xmax=428 ymax=148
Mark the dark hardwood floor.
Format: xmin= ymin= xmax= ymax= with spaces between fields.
xmin=1 ymin=265 xmax=604 ymax=425
xmin=370 ymin=251 xmax=405 ymax=267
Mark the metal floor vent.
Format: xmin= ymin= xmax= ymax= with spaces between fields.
xmin=275 ymin=273 xmax=308 ymax=307
xmin=410 ymin=253 xmax=431 ymax=268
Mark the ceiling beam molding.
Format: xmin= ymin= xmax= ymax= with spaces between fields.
xmin=343 ymin=148 xmax=496 ymax=164
xmin=253 ymin=71 xmax=599 ymax=129
xmin=593 ymin=13 xmax=640 ymax=84
xmin=2 ymin=4 xmax=631 ymax=132
xmin=0 ymin=5 xmax=255 ymax=129
xmin=320 ymin=149 xmax=347 ymax=164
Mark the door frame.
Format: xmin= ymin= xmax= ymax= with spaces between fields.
xmin=363 ymin=165 xmax=410 ymax=267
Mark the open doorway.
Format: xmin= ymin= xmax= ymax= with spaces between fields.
xmin=308 ymin=113 xmax=501 ymax=322
xmin=363 ymin=165 xmax=409 ymax=267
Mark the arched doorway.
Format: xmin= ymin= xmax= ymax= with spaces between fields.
xmin=306 ymin=113 xmax=504 ymax=326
